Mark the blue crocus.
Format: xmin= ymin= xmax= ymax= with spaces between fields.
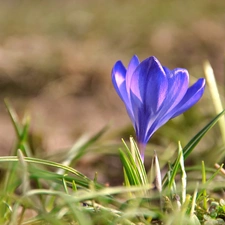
xmin=112 ymin=55 xmax=205 ymax=161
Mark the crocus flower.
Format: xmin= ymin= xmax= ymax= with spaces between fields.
xmin=112 ymin=55 xmax=205 ymax=161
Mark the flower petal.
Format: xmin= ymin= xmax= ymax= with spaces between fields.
xmin=171 ymin=78 xmax=205 ymax=118
xmin=144 ymin=68 xmax=190 ymax=142
xmin=162 ymin=68 xmax=189 ymax=111
xmin=129 ymin=56 xmax=169 ymax=143
xmin=111 ymin=61 xmax=128 ymax=103
xmin=151 ymin=68 xmax=189 ymax=120
xmin=126 ymin=55 xmax=140 ymax=98
xmin=111 ymin=60 xmax=135 ymax=123
xmin=130 ymin=56 xmax=168 ymax=112
xmin=130 ymin=91 xmax=148 ymax=143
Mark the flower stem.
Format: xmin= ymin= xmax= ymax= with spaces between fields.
xmin=138 ymin=142 xmax=146 ymax=162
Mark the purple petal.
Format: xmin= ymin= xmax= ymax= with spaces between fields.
xmin=143 ymin=68 xmax=190 ymax=142
xmin=111 ymin=60 xmax=135 ymax=124
xmin=126 ymin=55 xmax=140 ymax=97
xmin=127 ymin=55 xmax=140 ymax=76
xmin=171 ymin=78 xmax=205 ymax=118
xmin=130 ymin=56 xmax=168 ymax=112
xmin=111 ymin=61 xmax=128 ymax=103
xmin=156 ymin=68 xmax=189 ymax=114
xmin=130 ymin=91 xmax=148 ymax=143
xmin=129 ymin=57 xmax=169 ymax=143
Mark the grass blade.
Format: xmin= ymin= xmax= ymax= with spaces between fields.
xmin=183 ymin=109 xmax=225 ymax=160
xmin=204 ymin=61 xmax=225 ymax=144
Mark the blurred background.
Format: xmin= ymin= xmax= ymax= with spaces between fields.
xmin=0 ymin=0 xmax=224 ymax=184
